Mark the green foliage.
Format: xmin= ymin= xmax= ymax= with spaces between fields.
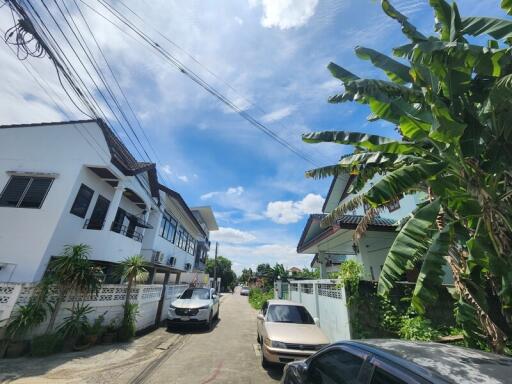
xmin=31 ymin=333 xmax=64 ymax=357
xmin=117 ymin=254 xmax=149 ymax=286
xmin=399 ymin=310 xmax=441 ymax=341
xmin=118 ymin=303 xmax=139 ymax=342
xmin=337 ymin=260 xmax=364 ymax=294
xmin=57 ymin=303 xmax=93 ymax=339
xmin=6 ymin=298 xmax=48 ymax=340
xmin=205 ymin=256 xmax=237 ymax=292
xmin=248 ymin=288 xmax=274 ymax=310
xmin=303 ymin=0 xmax=512 ymax=353
xmin=87 ymin=312 xmax=106 ymax=336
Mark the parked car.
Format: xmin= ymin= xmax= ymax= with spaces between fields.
xmin=240 ymin=286 xmax=250 ymax=296
xmin=167 ymin=287 xmax=220 ymax=330
xmin=257 ymin=300 xmax=329 ymax=367
xmin=281 ymin=339 xmax=512 ymax=384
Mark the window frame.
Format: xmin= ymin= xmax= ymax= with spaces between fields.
xmin=307 ymin=345 xmax=370 ymax=384
xmin=69 ymin=183 xmax=94 ymax=218
xmin=0 ymin=175 xmax=54 ymax=209
xmin=369 ymin=357 xmax=425 ymax=384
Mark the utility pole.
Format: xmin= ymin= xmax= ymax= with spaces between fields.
xmin=213 ymin=242 xmax=218 ymax=292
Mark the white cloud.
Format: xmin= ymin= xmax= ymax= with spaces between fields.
xmin=201 ymin=186 xmax=244 ymax=200
xmin=254 ymin=0 xmax=319 ymax=30
xmin=160 ymin=164 xmax=172 ymax=175
xmin=265 ymin=193 xmax=324 ymax=224
xmin=211 ymin=227 xmax=256 ymax=244
xmin=261 ymin=105 xmax=296 ymax=123
xmin=234 ymin=16 xmax=244 ymax=25
xmin=177 ymin=175 xmax=189 ymax=182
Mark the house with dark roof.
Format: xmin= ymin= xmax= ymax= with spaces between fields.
xmin=0 ymin=119 xmax=217 ymax=284
xmin=296 ymin=167 xmax=421 ymax=281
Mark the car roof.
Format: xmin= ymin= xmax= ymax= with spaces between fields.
xmin=267 ymin=299 xmax=305 ymax=307
xmin=338 ymin=339 xmax=512 ymax=383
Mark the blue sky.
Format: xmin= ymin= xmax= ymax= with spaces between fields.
xmin=0 ymin=0 xmax=506 ymax=273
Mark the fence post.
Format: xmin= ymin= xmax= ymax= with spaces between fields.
xmin=314 ymin=282 xmax=320 ymax=322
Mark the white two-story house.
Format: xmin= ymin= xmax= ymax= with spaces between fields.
xmin=297 ymin=169 xmax=421 ymax=281
xmin=0 ymin=119 xmax=217 ymax=285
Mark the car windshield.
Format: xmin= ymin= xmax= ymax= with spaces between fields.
xmin=266 ymin=305 xmax=314 ymax=324
xmin=180 ymin=288 xmax=210 ymax=300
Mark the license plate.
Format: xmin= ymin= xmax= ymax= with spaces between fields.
xmin=181 ymin=316 xmax=190 ymax=321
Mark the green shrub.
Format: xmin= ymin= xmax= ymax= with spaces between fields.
xmin=6 ymin=299 xmax=48 ymax=340
xmin=57 ymin=303 xmax=93 ymax=339
xmin=118 ymin=303 xmax=138 ymax=342
xmin=31 ymin=333 xmax=64 ymax=357
xmin=248 ymin=288 xmax=273 ymax=310
xmin=399 ymin=310 xmax=441 ymax=341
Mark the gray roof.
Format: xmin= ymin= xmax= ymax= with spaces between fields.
xmin=354 ymin=339 xmax=512 ymax=383
xmin=337 ymin=215 xmax=396 ymax=227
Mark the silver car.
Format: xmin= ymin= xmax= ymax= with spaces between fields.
xmin=167 ymin=287 xmax=220 ymax=330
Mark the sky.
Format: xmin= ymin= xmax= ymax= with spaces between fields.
xmin=0 ymin=0 xmax=506 ymax=274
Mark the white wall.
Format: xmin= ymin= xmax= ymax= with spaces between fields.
xmin=287 ymin=280 xmax=351 ymax=342
xmin=0 ymin=122 xmax=111 ymax=283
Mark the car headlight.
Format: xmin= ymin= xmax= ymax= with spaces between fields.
xmin=197 ymin=305 xmax=210 ymax=310
xmin=169 ymin=304 xmax=177 ymax=309
xmin=264 ymin=337 xmax=272 ymax=347
xmin=271 ymin=340 xmax=287 ymax=349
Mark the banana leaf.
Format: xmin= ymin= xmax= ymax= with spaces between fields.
xmin=378 ymin=199 xmax=441 ymax=295
xmin=381 ymin=0 xmax=427 ymax=42
xmin=462 ymin=17 xmax=512 ymax=40
xmin=355 ymin=46 xmax=412 ymax=84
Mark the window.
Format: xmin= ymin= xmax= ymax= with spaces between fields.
xmin=160 ymin=213 xmax=177 ymax=242
xmin=0 ymin=176 xmax=54 ymax=209
xmin=371 ymin=366 xmax=408 ymax=384
xmin=309 ymin=349 xmax=365 ymax=384
xmin=266 ymin=305 xmax=315 ymax=324
xmin=70 ymin=184 xmax=94 ymax=218
xmin=180 ymin=288 xmax=210 ymax=300
xmin=86 ymin=195 xmax=110 ymax=229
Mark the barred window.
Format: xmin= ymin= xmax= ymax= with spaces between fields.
xmin=0 ymin=176 xmax=54 ymax=209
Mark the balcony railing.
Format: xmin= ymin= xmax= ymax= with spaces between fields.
xmin=83 ymin=219 xmax=104 ymax=230
xmin=111 ymin=221 xmax=143 ymax=242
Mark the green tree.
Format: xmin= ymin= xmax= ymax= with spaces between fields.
xmin=117 ymin=255 xmax=148 ymax=340
xmin=239 ymin=268 xmax=254 ymax=284
xmin=205 ymin=256 xmax=236 ymax=292
xmin=46 ymin=244 xmax=103 ymax=332
xmin=303 ymin=0 xmax=512 ymax=353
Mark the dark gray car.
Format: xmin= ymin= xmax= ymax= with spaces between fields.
xmin=281 ymin=339 xmax=512 ymax=384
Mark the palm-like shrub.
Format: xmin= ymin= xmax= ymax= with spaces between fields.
xmin=304 ymin=0 xmax=512 ymax=353
xmin=46 ymin=244 xmax=103 ymax=332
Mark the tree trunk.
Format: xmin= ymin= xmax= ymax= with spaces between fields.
xmin=46 ymin=295 xmax=64 ymax=333
xmin=446 ymin=249 xmax=507 ymax=354
xmin=124 ymin=277 xmax=133 ymax=309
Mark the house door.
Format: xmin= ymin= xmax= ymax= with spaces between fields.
xmin=112 ymin=208 xmax=126 ymax=233
xmin=87 ymin=195 xmax=110 ymax=229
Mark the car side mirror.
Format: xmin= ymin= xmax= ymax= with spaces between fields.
xmin=212 ymin=294 xmax=218 ymax=300
xmin=314 ymin=317 xmax=320 ymax=326
xmin=257 ymin=313 xmax=264 ymax=321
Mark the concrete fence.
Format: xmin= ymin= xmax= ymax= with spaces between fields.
xmin=277 ymin=279 xmax=351 ymax=343
xmin=0 ymin=282 xmax=188 ymax=336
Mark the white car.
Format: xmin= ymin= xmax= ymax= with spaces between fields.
xmin=167 ymin=287 xmax=220 ymax=329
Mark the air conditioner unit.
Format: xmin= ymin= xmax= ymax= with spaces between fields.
xmin=168 ymin=256 xmax=176 ymax=266
xmin=153 ymin=251 xmax=164 ymax=264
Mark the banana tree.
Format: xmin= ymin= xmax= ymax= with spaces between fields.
xmin=303 ymin=0 xmax=512 ymax=353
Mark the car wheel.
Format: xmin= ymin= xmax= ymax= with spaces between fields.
xmin=260 ymin=341 xmax=270 ymax=369
xmin=207 ymin=311 xmax=213 ymax=331
xmin=215 ymin=307 xmax=220 ymax=320
xmin=257 ymin=333 xmax=260 ymax=343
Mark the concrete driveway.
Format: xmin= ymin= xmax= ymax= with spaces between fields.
xmin=0 ymin=291 xmax=282 ymax=383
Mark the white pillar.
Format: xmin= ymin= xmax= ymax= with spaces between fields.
xmin=318 ymin=252 xmax=328 ymax=279
xmin=103 ymin=183 xmax=125 ymax=231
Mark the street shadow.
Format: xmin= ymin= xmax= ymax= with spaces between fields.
xmin=166 ymin=317 xmax=222 ymax=335
xmin=0 ymin=341 xmax=134 ymax=382
xmin=264 ymin=364 xmax=284 ymax=380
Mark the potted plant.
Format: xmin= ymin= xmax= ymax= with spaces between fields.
xmin=3 ymin=297 xmax=48 ymax=358
xmin=102 ymin=319 xmax=118 ymax=344
xmin=57 ymin=303 xmax=93 ymax=351
xmin=85 ymin=312 xmax=106 ymax=346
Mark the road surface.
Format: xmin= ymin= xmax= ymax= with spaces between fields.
xmin=142 ymin=291 xmax=282 ymax=384
xmin=0 ymin=290 xmax=282 ymax=383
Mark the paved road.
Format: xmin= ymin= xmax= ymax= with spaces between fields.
xmin=142 ymin=291 xmax=282 ymax=384
xmin=0 ymin=291 xmax=282 ymax=383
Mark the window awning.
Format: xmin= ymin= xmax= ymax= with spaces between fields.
xmin=126 ymin=212 xmax=153 ymax=229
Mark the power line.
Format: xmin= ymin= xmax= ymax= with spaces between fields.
xmin=81 ymin=0 xmax=321 ymax=167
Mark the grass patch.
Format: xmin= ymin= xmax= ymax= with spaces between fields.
xmin=248 ymin=288 xmax=274 ymax=310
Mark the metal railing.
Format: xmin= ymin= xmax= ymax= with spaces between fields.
xmin=111 ymin=221 xmax=143 ymax=242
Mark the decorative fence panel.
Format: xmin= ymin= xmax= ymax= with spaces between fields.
xmin=0 ymin=283 xmax=188 ymax=335
xmin=283 ymin=279 xmax=351 ymax=342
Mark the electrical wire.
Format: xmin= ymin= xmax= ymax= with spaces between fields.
xmin=82 ymin=0 xmax=321 ymax=167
